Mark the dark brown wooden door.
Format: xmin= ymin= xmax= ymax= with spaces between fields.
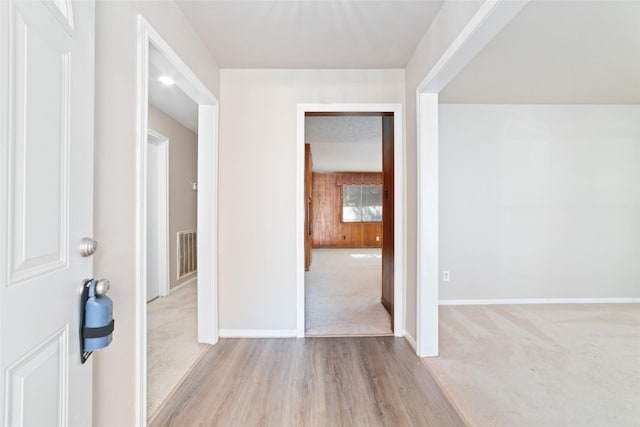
xmin=304 ymin=144 xmax=313 ymax=271
xmin=381 ymin=116 xmax=394 ymax=327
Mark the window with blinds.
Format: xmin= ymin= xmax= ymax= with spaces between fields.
xmin=342 ymin=184 xmax=382 ymax=223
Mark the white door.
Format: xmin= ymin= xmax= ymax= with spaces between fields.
xmin=0 ymin=1 xmax=95 ymax=426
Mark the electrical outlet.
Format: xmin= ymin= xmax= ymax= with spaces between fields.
xmin=442 ymin=271 xmax=450 ymax=282
xmin=376 ymin=236 xmax=380 ymax=241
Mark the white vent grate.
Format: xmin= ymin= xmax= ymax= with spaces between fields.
xmin=177 ymin=230 xmax=197 ymax=280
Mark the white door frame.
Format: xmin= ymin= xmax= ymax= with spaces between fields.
xmin=136 ymin=16 xmax=219 ymax=424
xmin=415 ymin=0 xmax=528 ymax=356
xmin=296 ymin=103 xmax=404 ymax=337
xmin=146 ymin=129 xmax=170 ymax=300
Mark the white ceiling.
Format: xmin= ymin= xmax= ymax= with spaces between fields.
xmin=440 ymin=0 xmax=640 ymax=104
xmin=176 ymin=0 xmax=444 ymax=68
xmin=306 ymin=116 xmax=381 ymax=172
xmin=152 ymin=0 xmax=640 ymax=128
xmin=148 ymin=45 xmax=199 ymax=132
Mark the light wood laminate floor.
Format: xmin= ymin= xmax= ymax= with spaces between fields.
xmin=151 ymin=337 xmax=466 ymax=427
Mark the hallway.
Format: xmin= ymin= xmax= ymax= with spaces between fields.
xmin=150 ymin=337 xmax=465 ymax=426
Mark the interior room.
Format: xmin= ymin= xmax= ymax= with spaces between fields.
xmin=1 ymin=1 xmax=637 ymax=426
xmin=303 ymin=115 xmax=391 ymax=336
xmin=145 ymin=44 xmax=207 ymax=419
xmin=101 ymin=2 xmax=639 ymax=425
xmin=420 ymin=2 xmax=640 ymax=425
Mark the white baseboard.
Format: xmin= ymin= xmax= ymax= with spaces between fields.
xmin=439 ymin=298 xmax=640 ymax=306
xmin=404 ymin=331 xmax=417 ymax=352
xmin=219 ymin=329 xmax=297 ymax=338
xmin=170 ymin=276 xmax=197 ymax=294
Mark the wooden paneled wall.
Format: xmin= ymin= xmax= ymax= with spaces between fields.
xmin=312 ymin=172 xmax=383 ymax=248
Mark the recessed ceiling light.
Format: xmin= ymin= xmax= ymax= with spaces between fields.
xmin=158 ymin=75 xmax=175 ymax=86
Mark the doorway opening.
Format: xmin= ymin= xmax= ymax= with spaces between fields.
xmin=145 ymin=58 xmax=204 ymax=418
xmin=296 ymin=104 xmax=404 ymax=338
xmin=136 ymin=17 xmax=219 ymax=425
xmin=304 ymin=113 xmax=393 ymax=336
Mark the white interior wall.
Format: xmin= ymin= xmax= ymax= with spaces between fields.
xmin=439 ymin=104 xmax=640 ymax=300
xmin=404 ymin=0 xmax=485 ymax=341
xmin=93 ymin=2 xmax=219 ymax=426
xmin=218 ymin=69 xmax=404 ymax=333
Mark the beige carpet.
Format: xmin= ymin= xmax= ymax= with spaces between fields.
xmin=423 ymin=304 xmax=640 ymax=427
xmin=305 ymin=248 xmax=392 ymax=336
xmin=147 ymin=282 xmax=209 ymax=419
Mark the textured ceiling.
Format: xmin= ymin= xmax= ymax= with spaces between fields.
xmin=440 ymin=1 xmax=640 ymax=104
xmin=176 ymin=0 xmax=444 ymax=68
xmin=306 ymin=116 xmax=381 ymax=172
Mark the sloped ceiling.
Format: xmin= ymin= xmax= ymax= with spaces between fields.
xmin=440 ymin=1 xmax=640 ymax=104
xmin=148 ymin=45 xmax=198 ymax=132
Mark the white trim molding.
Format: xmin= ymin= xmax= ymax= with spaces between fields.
xmin=416 ymin=93 xmax=439 ymax=357
xmin=170 ymin=276 xmax=197 ymax=294
xmin=417 ymin=0 xmax=529 ymax=94
xmin=296 ymin=103 xmax=404 ymax=338
xmin=219 ymin=329 xmax=298 ymax=338
xmin=404 ymin=331 xmax=417 ymax=353
xmin=136 ymin=15 xmax=219 ymax=426
xmin=196 ymin=103 xmax=219 ymax=346
xmin=146 ymin=128 xmax=170 ymax=298
xmin=440 ymin=298 xmax=640 ymax=306
xmin=415 ymin=0 xmax=529 ymax=358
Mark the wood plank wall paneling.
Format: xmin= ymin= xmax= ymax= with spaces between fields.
xmin=312 ymin=172 xmax=383 ymax=248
